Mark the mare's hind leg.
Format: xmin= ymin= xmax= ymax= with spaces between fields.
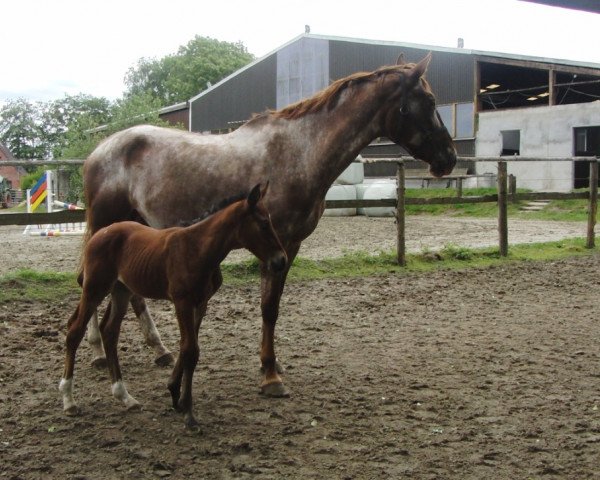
xmin=87 ymin=296 xmax=173 ymax=369
xmin=130 ymin=295 xmax=174 ymax=367
xmin=101 ymin=283 xmax=140 ymax=410
xmin=60 ymin=292 xmax=106 ymax=415
xmin=88 ymin=310 xmax=107 ymax=368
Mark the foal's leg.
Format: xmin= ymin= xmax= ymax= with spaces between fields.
xmin=60 ymin=292 xmax=106 ymax=415
xmin=259 ymin=243 xmax=299 ymax=397
xmin=130 ymin=295 xmax=174 ymax=366
xmin=168 ymin=301 xmax=207 ymax=414
xmin=100 ymin=284 xmax=140 ymax=411
xmin=168 ymin=271 xmax=220 ymax=415
xmin=168 ymin=299 xmax=201 ymax=428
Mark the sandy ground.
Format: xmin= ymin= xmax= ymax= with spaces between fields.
xmin=0 ymin=215 xmax=589 ymax=275
xmin=1 ymin=216 xmax=599 ymax=479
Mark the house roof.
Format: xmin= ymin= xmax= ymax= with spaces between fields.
xmin=188 ymin=33 xmax=600 ymax=104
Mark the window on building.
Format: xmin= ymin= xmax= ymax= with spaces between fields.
xmin=574 ymin=126 xmax=600 ymax=189
xmin=436 ymin=103 xmax=474 ymax=139
xmin=437 ymin=105 xmax=453 ymax=134
xmin=501 ymin=130 xmax=520 ymax=156
xmin=456 ymin=103 xmax=474 ymax=138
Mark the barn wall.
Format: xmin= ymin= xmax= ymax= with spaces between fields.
xmin=328 ymin=40 xmax=475 ymax=104
xmin=276 ymin=37 xmax=329 ymax=109
xmin=190 ymin=54 xmax=277 ymax=132
xmin=159 ymin=108 xmax=189 ymax=130
xmin=475 ymin=102 xmax=600 ymax=191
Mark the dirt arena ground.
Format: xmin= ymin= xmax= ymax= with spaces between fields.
xmin=1 ymin=216 xmax=599 ymax=479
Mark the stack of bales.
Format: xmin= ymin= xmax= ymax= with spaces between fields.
xmin=324 ymin=157 xmax=397 ymax=217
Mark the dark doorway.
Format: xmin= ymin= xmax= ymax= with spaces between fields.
xmin=574 ymin=126 xmax=600 ymax=189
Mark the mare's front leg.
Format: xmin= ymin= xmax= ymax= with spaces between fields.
xmin=259 ymin=243 xmax=299 ymax=397
xmin=101 ymin=284 xmax=140 ymax=411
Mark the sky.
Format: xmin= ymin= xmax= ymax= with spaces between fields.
xmin=1 ymin=0 xmax=599 ymax=104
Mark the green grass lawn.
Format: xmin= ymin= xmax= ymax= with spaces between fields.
xmin=405 ymin=187 xmax=594 ymax=221
xmin=1 ymin=238 xmax=596 ymax=303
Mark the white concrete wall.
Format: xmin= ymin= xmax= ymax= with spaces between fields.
xmin=475 ymin=102 xmax=600 ymax=192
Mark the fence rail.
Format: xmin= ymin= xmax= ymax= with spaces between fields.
xmin=1 ymin=157 xmax=598 ymax=264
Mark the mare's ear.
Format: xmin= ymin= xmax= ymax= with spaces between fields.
xmin=260 ymin=180 xmax=270 ymax=198
xmin=407 ymin=52 xmax=432 ymax=85
xmin=247 ymin=183 xmax=262 ymax=209
xmin=396 ymin=53 xmax=406 ymax=65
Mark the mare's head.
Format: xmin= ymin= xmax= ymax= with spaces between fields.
xmin=239 ymin=183 xmax=287 ymax=272
xmin=383 ymin=53 xmax=457 ymax=177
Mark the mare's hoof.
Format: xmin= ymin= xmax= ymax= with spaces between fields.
xmin=91 ymin=357 xmax=107 ymax=369
xmin=260 ymin=382 xmax=290 ymax=398
xmin=184 ymin=415 xmax=200 ymax=430
xmin=64 ymin=405 xmax=81 ymax=416
xmin=259 ymin=359 xmax=285 ymax=375
xmin=155 ymin=352 xmax=175 ymax=367
xmin=126 ymin=401 xmax=141 ymax=412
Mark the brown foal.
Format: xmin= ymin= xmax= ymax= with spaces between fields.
xmin=59 ymin=183 xmax=287 ymax=427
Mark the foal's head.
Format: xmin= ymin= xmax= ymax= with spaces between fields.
xmin=238 ymin=183 xmax=287 ymax=272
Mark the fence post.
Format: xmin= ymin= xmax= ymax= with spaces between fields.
xmin=586 ymin=159 xmax=598 ymax=249
xmin=509 ymin=174 xmax=517 ymax=203
xmin=456 ymin=177 xmax=463 ymax=198
xmin=498 ymin=161 xmax=508 ymax=256
xmin=396 ymin=161 xmax=406 ymax=266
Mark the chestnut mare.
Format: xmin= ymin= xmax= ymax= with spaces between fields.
xmin=82 ymin=53 xmax=456 ymax=397
xmin=60 ymin=184 xmax=287 ymax=427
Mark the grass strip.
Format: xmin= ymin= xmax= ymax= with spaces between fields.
xmin=1 ymin=238 xmax=595 ymax=303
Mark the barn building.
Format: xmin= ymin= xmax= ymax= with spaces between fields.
xmin=175 ymin=33 xmax=600 ymax=192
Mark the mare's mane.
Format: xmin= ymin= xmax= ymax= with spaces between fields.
xmin=179 ymin=191 xmax=248 ymax=227
xmin=248 ymin=64 xmax=413 ymax=123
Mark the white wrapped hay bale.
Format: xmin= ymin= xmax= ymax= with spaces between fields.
xmin=323 ymin=184 xmax=357 ymax=216
xmin=334 ymin=161 xmax=364 ymax=185
xmin=357 ymin=179 xmax=397 ymax=217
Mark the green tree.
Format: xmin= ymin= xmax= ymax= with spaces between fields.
xmin=125 ymin=36 xmax=254 ymax=104
xmin=0 ymin=98 xmax=49 ymax=160
xmin=58 ymin=92 xmax=170 ymax=203
xmin=45 ymin=94 xmax=112 ymax=158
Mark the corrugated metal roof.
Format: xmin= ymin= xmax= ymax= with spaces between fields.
xmin=188 ymin=33 xmax=600 ymax=105
xmin=306 ymin=33 xmax=600 ymax=70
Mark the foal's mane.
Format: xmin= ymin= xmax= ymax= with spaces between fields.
xmin=252 ymin=64 xmax=412 ymax=122
xmin=179 ymin=191 xmax=248 ymax=227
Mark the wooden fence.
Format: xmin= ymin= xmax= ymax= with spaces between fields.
xmin=1 ymin=157 xmax=598 ymax=265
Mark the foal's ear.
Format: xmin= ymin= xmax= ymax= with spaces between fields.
xmin=247 ymin=183 xmax=262 ymax=209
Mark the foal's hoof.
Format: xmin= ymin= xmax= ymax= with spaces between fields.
xmin=91 ymin=356 xmax=107 ymax=369
xmin=260 ymin=382 xmax=290 ymax=398
xmin=154 ymin=352 xmax=175 ymax=367
xmin=64 ymin=405 xmax=81 ymax=417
